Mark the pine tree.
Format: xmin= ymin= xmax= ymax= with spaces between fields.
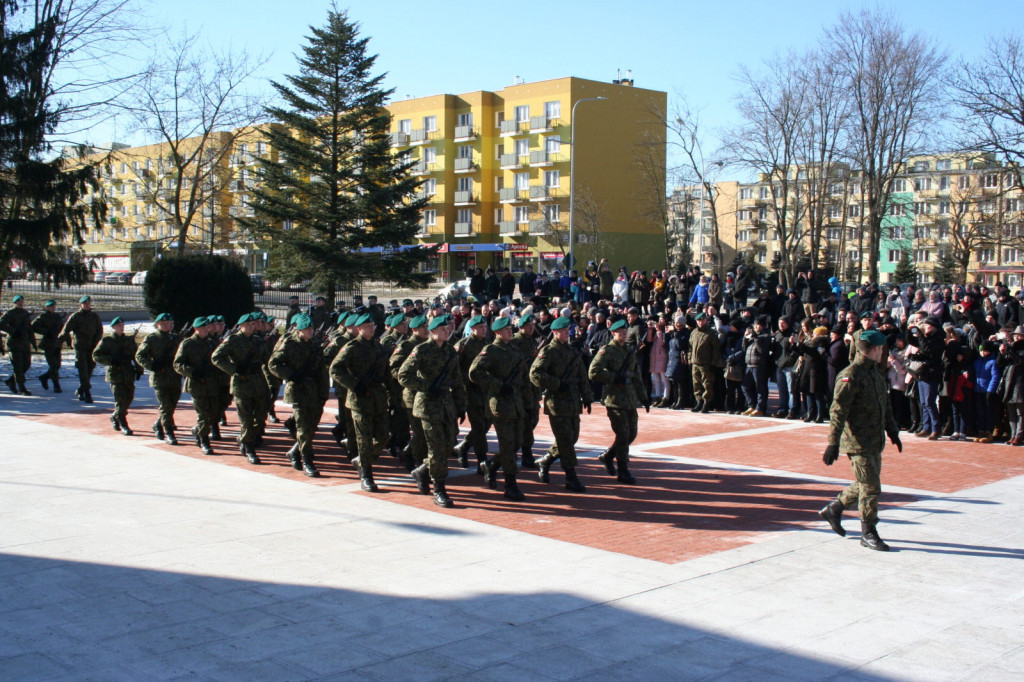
xmin=0 ymin=1 xmax=102 ymax=285
xmin=892 ymin=252 xmax=919 ymax=285
xmin=930 ymin=252 xmax=962 ymax=285
xmin=241 ymin=8 xmax=432 ymax=306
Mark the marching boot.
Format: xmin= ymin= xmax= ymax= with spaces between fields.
xmin=165 ymin=430 xmax=178 ymax=446
xmin=18 ymin=382 xmax=31 ymax=396
xmin=301 ymin=452 xmax=320 ymax=478
xmin=287 ymin=443 xmax=302 ymax=471
xmin=537 ymin=453 xmax=555 ymax=484
xmin=210 ymin=423 xmax=221 ymax=440
xmin=691 ymin=400 xmax=704 ymax=413
xmin=480 ymin=458 xmax=499 ymax=490
xmin=564 ymin=467 xmax=586 ymax=493
xmin=616 ymin=461 xmax=637 ymax=485
xmin=520 ymin=450 xmax=538 ymax=470
xmin=398 ymin=444 xmax=414 ymax=472
xmin=700 ymin=403 xmax=711 ymax=413
xmin=476 ymin=451 xmax=486 ymax=476
xmin=4 ymin=377 xmax=16 ymax=393
xmin=220 ymin=415 xmax=228 ymax=427
xmin=359 ymin=464 xmax=379 ymax=492
xmin=83 ymin=389 xmax=93 ymax=404
xmin=432 ymin=479 xmax=454 ymax=508
xmin=818 ymin=499 xmax=846 ymax=537
xmin=152 ymin=420 xmax=165 ymax=441
xmin=455 ymin=440 xmax=470 ymax=469
xmin=411 ymin=463 xmax=431 ymax=495
xmin=51 ymin=377 xmax=61 ymax=393
xmin=597 ymin=450 xmax=617 ymax=476
xmin=109 ymin=414 xmax=121 ymax=432
xmin=75 ymin=387 xmax=83 ymax=400
xmin=328 ymin=421 xmax=341 ymax=447
xmin=860 ymin=521 xmax=890 ymax=552
xmin=200 ymin=435 xmax=214 ymax=456
xmin=240 ymin=443 xmax=261 ymax=465
xmin=503 ymin=472 xmax=525 ymax=501
xmin=39 ymin=373 xmax=50 ymax=391
xmin=119 ymin=416 xmax=133 ymax=436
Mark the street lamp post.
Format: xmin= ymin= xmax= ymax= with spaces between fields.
xmin=568 ymin=96 xmax=606 ymax=271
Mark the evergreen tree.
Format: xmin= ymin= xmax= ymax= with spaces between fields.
xmin=241 ymin=8 xmax=432 ymax=306
xmin=930 ymin=252 xmax=962 ymax=285
xmin=892 ymin=252 xmax=919 ymax=284
xmin=0 ymin=1 xmax=103 ymax=286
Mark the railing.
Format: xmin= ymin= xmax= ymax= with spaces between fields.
xmin=453 ymin=221 xmax=474 ymax=236
xmin=499 ymin=221 xmax=519 ymax=235
xmin=454 ymin=191 xmax=474 ymax=204
xmin=390 ymin=131 xmax=409 ymax=146
xmin=454 ymin=157 xmax=476 ymax=172
xmin=499 ymin=187 xmax=527 ymax=202
xmin=529 ymin=219 xmax=549 ymax=235
xmin=500 ymin=120 xmax=527 ymax=135
xmin=453 ymin=125 xmax=476 ymax=139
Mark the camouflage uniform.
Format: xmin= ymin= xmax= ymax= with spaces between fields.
xmin=93 ymin=332 xmax=139 ymax=427
xmin=380 ymin=327 xmax=410 ymax=455
xmin=530 ymin=336 xmax=593 ymax=481
xmin=468 ymin=337 xmax=524 ymax=477
xmin=509 ymin=329 xmax=542 ymax=466
xmin=32 ymin=310 xmax=65 ymax=391
xmin=390 ymin=334 xmax=428 ymax=464
xmin=688 ymin=324 xmax=723 ymax=409
xmin=324 ymin=329 xmax=357 ymax=459
xmin=268 ymin=331 xmax=330 ymax=474
xmin=331 ymin=335 xmax=390 ymax=471
xmin=455 ymin=333 xmax=491 ymax=467
xmin=212 ymin=331 xmax=270 ymax=448
xmin=61 ymin=308 xmax=103 ymax=396
xmin=0 ymin=306 xmax=33 ymax=392
xmin=135 ymin=329 xmax=183 ymax=437
xmin=589 ymin=339 xmax=647 ymax=479
xmin=173 ymin=334 xmax=219 ymax=447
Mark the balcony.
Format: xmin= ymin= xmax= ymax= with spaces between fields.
xmin=454 ymin=157 xmax=477 ymax=173
xmin=410 ymin=129 xmax=440 ymax=145
xmin=411 ymin=161 xmax=440 ymax=176
xmin=390 ymin=131 xmax=409 ymax=147
xmin=453 ymin=221 xmax=475 ymax=236
xmin=529 ymin=150 xmax=566 ymax=166
xmin=454 ymin=191 xmax=475 ymax=205
xmin=453 ymin=125 xmax=476 ymax=141
xmin=499 ymin=221 xmax=520 ymax=235
xmin=414 ymin=189 xmax=434 ymax=202
xmin=500 ymin=119 xmax=528 ymax=136
xmin=500 ymin=153 xmax=525 ymax=169
xmin=530 ymin=186 xmax=560 ymax=201
xmin=529 ymin=219 xmax=550 ymax=235
xmin=529 ymin=116 xmax=558 ymax=132
xmin=499 ymin=187 xmax=528 ymax=203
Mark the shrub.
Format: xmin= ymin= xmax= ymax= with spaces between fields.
xmin=144 ymin=254 xmax=253 ymax=329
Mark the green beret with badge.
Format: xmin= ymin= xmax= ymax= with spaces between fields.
xmin=154 ymin=313 xmax=173 ymax=323
xmin=110 ymin=316 xmax=124 ymax=326
xmin=491 ymin=316 xmax=511 ymax=332
xmin=859 ymin=329 xmax=887 ymax=346
xmin=293 ymin=314 xmax=312 ymax=330
xmin=428 ymin=313 xmax=451 ymax=331
xmin=468 ymin=314 xmax=486 ymax=327
xmin=610 ymin=319 xmax=627 ymax=332
xmin=551 ymin=316 xmax=570 ymax=331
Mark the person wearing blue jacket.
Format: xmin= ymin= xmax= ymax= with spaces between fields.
xmin=689 ymin=275 xmax=710 ymax=306
xmin=973 ymin=340 xmax=999 ymax=443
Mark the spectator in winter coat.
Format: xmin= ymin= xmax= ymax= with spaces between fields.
xmin=741 ymin=315 xmax=772 ymax=416
xmin=612 ymin=273 xmax=629 ymax=303
xmin=781 ymin=289 xmax=805 ymax=325
xmin=973 ymin=340 xmax=999 ymax=442
xmin=689 ymin=275 xmax=710 ymax=306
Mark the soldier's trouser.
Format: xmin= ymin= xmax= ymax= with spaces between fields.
xmin=692 ymin=364 xmax=714 ymax=404
xmin=466 ymin=399 xmax=491 ymax=456
xmin=8 ymin=349 xmax=30 ymax=385
xmin=235 ymin=395 xmax=260 ymax=445
xmin=352 ymin=409 xmax=389 ymax=467
xmin=422 ymin=415 xmax=457 ymax=482
xmin=191 ymin=393 xmax=219 ymax=437
xmin=520 ymin=398 xmax=540 ymax=454
xmin=492 ymin=417 xmax=522 ymax=475
xmin=606 ymin=407 xmax=638 ymax=464
xmin=343 ymin=406 xmax=360 ymax=459
xmin=409 ymin=415 xmax=427 ymax=464
xmin=548 ymin=415 xmax=581 ymax=469
xmin=389 ymin=401 xmax=410 ymax=449
xmin=838 ymin=452 xmax=882 ymax=524
xmin=294 ymin=400 xmax=324 ymax=457
xmin=217 ymin=386 xmax=231 ymax=423
xmin=111 ymin=382 xmax=135 ymax=420
xmin=154 ymin=383 xmax=182 ymax=432
xmin=41 ymin=347 xmax=61 ymax=380
xmin=75 ymin=348 xmax=96 ymax=391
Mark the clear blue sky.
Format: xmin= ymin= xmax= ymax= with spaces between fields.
xmin=97 ymin=0 xmax=1021 ymax=152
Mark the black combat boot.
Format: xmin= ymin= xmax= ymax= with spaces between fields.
xmin=152 ymin=421 xmax=165 ymax=441
xmin=51 ymin=377 xmax=62 ymax=393
xmin=397 ymin=444 xmax=414 ymax=472
xmin=120 ymin=417 xmax=133 ymax=436
xmin=165 ymin=430 xmax=178 ymax=446
xmin=4 ymin=377 xmax=16 ymax=393
xmin=700 ymin=403 xmax=711 ymax=413
xmin=537 ymin=453 xmax=556 ymax=484
xmin=520 ymin=450 xmax=538 ymax=470
xmin=301 ymin=452 xmax=320 ymax=478
xmin=818 ymin=499 xmax=846 ymax=537
xmin=39 ymin=373 xmax=50 ymax=391
xmin=597 ymin=450 xmax=617 ymax=476
xmin=480 ymin=458 xmax=499 ymax=490
xmin=860 ymin=521 xmax=890 ymax=551
xmin=616 ymin=461 xmax=637 ymax=485
xmin=454 ymin=439 xmax=470 ymax=468
xmin=109 ymin=414 xmax=121 ymax=432
xmin=503 ymin=472 xmax=525 ymax=501
xmin=411 ymin=463 xmax=431 ymax=494
xmin=564 ymin=467 xmax=586 ymax=493
xmin=18 ymin=382 xmax=31 ymax=396
xmin=433 ymin=479 xmax=454 ymax=508
xmin=200 ymin=435 xmax=214 ymax=456
xmin=690 ymin=400 xmax=703 ymax=413
xmin=476 ymin=451 xmax=486 ymax=475
xmin=359 ymin=464 xmax=379 ymax=492
xmin=83 ymin=389 xmax=93 ymax=404
xmin=210 ymin=423 xmax=221 ymax=440
xmin=240 ymin=443 xmax=261 ymax=465
xmin=286 ymin=443 xmax=302 ymax=471
xmin=328 ymin=421 xmax=341 ymax=447
xmin=220 ymin=415 xmax=228 ymax=427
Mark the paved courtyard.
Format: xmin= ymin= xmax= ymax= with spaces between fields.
xmin=1 ymin=377 xmax=1023 ymax=680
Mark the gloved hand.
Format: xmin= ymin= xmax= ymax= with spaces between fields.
xmin=822 ymin=444 xmax=840 ymax=466
xmin=889 ymin=433 xmax=903 ymax=453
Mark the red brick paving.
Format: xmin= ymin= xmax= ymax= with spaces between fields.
xmin=23 ymin=402 xmax=1020 ymax=564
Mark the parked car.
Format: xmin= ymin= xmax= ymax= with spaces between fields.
xmin=439 ymin=278 xmax=472 ymax=299
xmin=110 ymin=272 xmax=132 ymax=284
xmin=92 ymin=271 xmax=110 ymax=283
xmin=132 ymin=271 xmax=147 ymax=286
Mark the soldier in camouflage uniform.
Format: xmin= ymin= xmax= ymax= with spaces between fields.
xmin=331 ymin=312 xmax=390 ymax=492
xmin=212 ymin=312 xmax=269 ymax=465
xmin=390 ymin=315 xmax=429 ymax=469
xmin=262 ymin=316 xmax=284 ymax=424
xmin=208 ymin=315 xmax=231 ymax=438
xmin=509 ymin=313 xmax=543 ymax=469
xmin=173 ymin=317 xmax=218 ymax=455
xmin=61 ymin=295 xmax=103 ymax=403
xmin=380 ymin=313 xmax=410 ymax=467
xmin=469 ymin=316 xmax=526 ymax=501
xmin=135 ymin=313 xmax=183 ymax=445
xmin=323 ymin=313 xmax=359 ymax=459
xmin=93 ymin=317 xmax=140 ymax=435
xmin=688 ymin=312 xmax=723 ymax=413
xmin=31 ymin=299 xmax=65 ymax=393
xmin=455 ymin=315 xmax=491 ymax=472
xmin=820 ymin=329 xmax=903 ymax=552
xmin=398 ymin=314 xmax=467 ymax=507
xmin=589 ymin=318 xmax=650 ymax=484
xmin=268 ymin=314 xmax=330 ymax=477
xmin=530 ymin=315 xmax=592 ymax=492
xmin=0 ymin=295 xmax=34 ymax=395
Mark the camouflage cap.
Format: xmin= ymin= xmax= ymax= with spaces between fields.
xmin=409 ymin=315 xmax=427 ymax=329
xmin=491 ymin=316 xmax=511 ymax=332
xmin=550 ymin=316 xmax=570 ymax=331
xmin=293 ymin=314 xmax=312 ymax=330
xmin=428 ymin=314 xmax=451 ymax=331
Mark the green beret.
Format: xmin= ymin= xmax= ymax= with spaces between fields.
xmin=610 ymin=319 xmax=628 ymax=332
xmin=859 ymin=329 xmax=887 ymax=346
xmin=518 ymin=313 xmax=534 ymax=326
xmin=468 ymin=314 xmax=486 ymax=327
xmin=384 ymin=313 xmax=400 ymax=327
xmin=12 ymin=294 xmax=23 ymax=303
xmin=193 ymin=316 xmax=208 ymax=328
xmin=409 ymin=315 xmax=427 ymax=329
xmin=79 ymin=295 xmax=91 ymax=303
xmin=44 ymin=299 xmax=55 ymax=307
xmin=693 ymin=312 xmax=706 ymax=320
xmin=266 ymin=316 xmax=275 ymax=324
xmin=212 ymin=315 xmax=225 ymax=323
xmin=402 ymin=299 xmax=414 ymax=306
xmin=293 ymin=314 xmax=312 ymax=330
xmin=491 ymin=316 xmax=511 ymax=332
xmin=154 ymin=313 xmax=173 ymax=322
xmin=551 ymin=316 xmax=570 ymax=330
xmin=337 ymin=312 xmax=350 ymax=326
xmin=110 ymin=316 xmax=124 ymax=326
xmin=859 ymin=311 xmax=874 ymax=319
xmin=236 ymin=312 xmax=253 ymax=324
xmin=253 ymin=311 xmax=267 ymax=321
xmin=428 ymin=314 xmax=451 ymax=331
xmin=353 ymin=312 xmax=373 ymax=327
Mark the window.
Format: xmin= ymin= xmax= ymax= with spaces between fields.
xmin=826 ymin=228 xmax=843 ymax=240
xmin=914 ymin=225 xmax=931 ymax=239
xmin=983 ymin=173 xmax=1000 ymax=188
xmin=938 ymin=201 xmax=950 ymax=215
xmin=848 ymin=250 xmax=860 ymax=261
xmin=890 ymin=225 xmax=904 ymax=239
xmin=543 ymin=204 xmax=560 ymax=223
xmin=494 ymin=208 xmax=502 ymax=223
xmin=759 ymin=186 xmax=771 ymax=199
xmin=756 ymin=250 xmax=767 ymax=264
xmin=514 ymin=206 xmax=530 ymax=223
xmin=888 ymin=203 xmax=905 ymax=216
xmin=1006 ymin=198 xmax=1022 ymax=213
xmin=757 ymin=207 xmax=768 ymax=220
xmin=914 ymin=249 xmax=931 ymax=262
xmin=145 ymin=159 xmax=153 ymax=172
xmin=423 ymin=115 xmax=437 ymax=132
xmin=494 ymin=111 xmax=504 ymax=127
xmin=545 ymin=136 xmax=561 ymax=154
xmin=544 ymin=101 xmax=561 ymax=120
xmin=398 ymin=119 xmax=412 ymax=134
xmin=1005 ymin=249 xmax=1023 ymax=262
xmin=958 ymin=175 xmax=971 ymax=190
xmin=976 ymin=248 xmax=994 ymax=262
xmin=829 ymin=183 xmax=844 ymax=196
xmin=936 ymin=159 xmax=952 ymax=171
xmin=939 ymin=176 xmax=950 ymax=190
xmin=514 ymin=138 xmax=528 ymax=156
xmin=119 ymin=184 xmax=127 ymax=195
xmin=514 ymin=172 xmax=529 ymax=190
xmin=914 ymin=177 xmax=932 ymax=191
xmin=457 ymin=208 xmax=472 ymax=223
xmin=893 ymin=179 xmax=906 ymax=192
xmin=132 ymin=161 xmax=140 ymax=172
xmin=422 ymin=209 xmax=436 ymax=227
xmin=457 ymin=145 xmax=473 ymax=159
xmin=848 ymin=204 xmax=861 ymax=218
xmin=423 ymin=147 xmax=436 ymax=163
xmin=737 ymin=210 xmax=752 ymax=221
xmin=981 ymin=200 xmax=995 ymax=213
xmin=828 ymin=204 xmax=842 ymax=219
xmin=119 ymin=162 xmax=127 ymax=174
xmin=913 ymin=161 xmax=929 ymax=172
xmin=544 ymin=170 xmax=560 ymax=188
xmin=457 ymin=113 xmax=473 ymax=127
xmin=423 ymin=178 xmax=437 ymax=195
xmin=457 ymin=177 xmax=472 ymax=192
xmin=739 ymin=187 xmax=752 ymax=200
xmin=514 ymin=105 xmax=529 ymax=123
xmin=912 ymin=202 xmax=931 ymax=215
xmin=738 ymin=229 xmax=751 ymax=242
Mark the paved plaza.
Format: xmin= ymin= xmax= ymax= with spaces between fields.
xmin=1 ymin=376 xmax=1023 ymax=680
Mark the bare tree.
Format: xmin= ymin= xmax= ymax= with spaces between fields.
xmin=633 ymin=126 xmax=674 ymax=270
xmin=824 ymin=8 xmax=946 ymax=284
xmin=950 ymin=34 xmax=1024 ymax=191
xmin=123 ymin=32 xmax=269 ymax=254
xmin=931 ymin=173 xmax=995 ymax=281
